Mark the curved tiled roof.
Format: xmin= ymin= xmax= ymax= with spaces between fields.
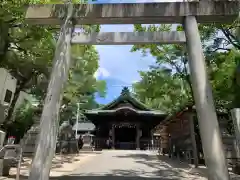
xmin=72 ymin=121 xmax=95 ymax=131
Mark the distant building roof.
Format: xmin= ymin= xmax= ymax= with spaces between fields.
xmin=72 ymin=121 xmax=95 ymax=131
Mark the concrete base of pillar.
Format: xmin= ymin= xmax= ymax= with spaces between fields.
xmin=136 ymin=148 xmax=140 ymax=150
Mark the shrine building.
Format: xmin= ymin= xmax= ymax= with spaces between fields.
xmin=84 ymin=87 xmax=166 ymax=150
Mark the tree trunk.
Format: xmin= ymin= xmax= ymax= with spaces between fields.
xmin=0 ymin=20 xmax=9 ymax=63
xmin=4 ymin=77 xmax=32 ymax=125
xmin=4 ymin=87 xmax=22 ymax=123
xmin=28 ymin=3 xmax=74 ymax=180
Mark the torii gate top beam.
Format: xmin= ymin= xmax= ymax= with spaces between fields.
xmin=25 ymin=1 xmax=239 ymax=25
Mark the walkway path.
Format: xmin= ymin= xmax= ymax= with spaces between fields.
xmin=56 ymin=150 xmax=209 ymax=180
xmin=4 ymin=150 xmax=240 ymax=180
xmin=3 ymin=152 xmax=98 ymax=180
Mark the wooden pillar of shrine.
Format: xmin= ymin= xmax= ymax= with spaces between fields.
xmin=160 ymin=125 xmax=169 ymax=155
xmin=136 ymin=124 xmax=140 ymax=150
xmin=188 ymin=112 xmax=199 ymax=168
xmin=112 ymin=124 xmax=115 ymax=149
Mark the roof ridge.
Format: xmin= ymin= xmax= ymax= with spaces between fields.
xmin=93 ymin=87 xmax=149 ymax=111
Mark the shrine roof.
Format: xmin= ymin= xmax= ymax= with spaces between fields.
xmin=85 ymin=87 xmax=165 ymax=116
xmin=155 ymin=102 xmax=228 ymax=130
xmin=72 ymin=121 xmax=95 ymax=131
xmin=84 ymin=106 xmax=165 ymax=116
xmin=101 ymin=87 xmax=149 ymax=111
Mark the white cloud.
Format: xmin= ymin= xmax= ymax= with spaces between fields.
xmin=94 ymin=67 xmax=110 ymax=79
xmin=131 ymin=80 xmax=140 ymax=83
xmin=95 ymin=24 xmax=156 ymax=83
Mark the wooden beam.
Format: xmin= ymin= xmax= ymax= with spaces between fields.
xmin=71 ymin=32 xmax=186 ymax=45
xmin=25 ymin=1 xmax=239 ymax=25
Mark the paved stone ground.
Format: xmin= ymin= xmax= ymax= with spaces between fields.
xmin=2 ymin=150 xmax=240 ymax=180
xmin=51 ymin=150 xmax=218 ymax=180
xmin=0 ymin=152 xmax=98 ymax=180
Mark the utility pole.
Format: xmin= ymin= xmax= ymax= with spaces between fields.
xmin=75 ymin=103 xmax=80 ymax=139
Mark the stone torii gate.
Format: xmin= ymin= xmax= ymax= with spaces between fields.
xmin=24 ymin=1 xmax=239 ymax=180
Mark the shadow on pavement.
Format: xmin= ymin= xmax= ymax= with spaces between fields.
xmin=57 ymin=175 xmax=181 ymax=180
xmin=114 ymin=152 xmax=208 ymax=178
xmin=8 ymin=174 xmax=240 ymax=180
xmin=7 ymin=152 xmax=198 ymax=180
xmin=7 ymin=152 xmax=196 ymax=179
xmin=8 ymin=174 xmax=184 ymax=180
xmin=7 ymin=151 xmax=239 ymax=180
xmin=113 ymin=152 xmax=240 ymax=180
xmin=115 ymin=152 xmax=191 ymax=168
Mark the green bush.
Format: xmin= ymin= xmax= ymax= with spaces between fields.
xmin=5 ymin=102 xmax=35 ymax=143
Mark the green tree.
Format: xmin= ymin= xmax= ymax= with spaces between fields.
xmin=208 ymin=50 xmax=240 ymax=111
xmin=132 ymin=23 xmax=240 ymax=114
xmin=6 ymin=101 xmax=35 ymax=143
xmin=0 ymin=0 xmax=57 ymax=123
xmin=132 ymin=24 xmax=193 ymax=112
xmin=133 ymin=67 xmax=189 ymax=113
xmin=0 ymin=0 xmax=101 ymax=124
xmin=60 ymin=45 xmax=106 ymax=123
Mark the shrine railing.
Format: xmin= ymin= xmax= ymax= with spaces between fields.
xmin=92 ymin=138 xmax=161 ymax=150
xmin=115 ymin=142 xmax=136 ymax=150
xmin=140 ymin=139 xmax=160 ymax=151
xmin=93 ymin=138 xmax=107 ymax=150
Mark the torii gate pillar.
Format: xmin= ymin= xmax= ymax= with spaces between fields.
xmin=27 ymin=4 xmax=75 ymax=180
xmin=184 ymin=16 xmax=230 ymax=180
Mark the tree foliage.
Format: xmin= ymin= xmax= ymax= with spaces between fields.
xmin=132 ymin=21 xmax=240 ymax=114
xmin=134 ymin=67 xmax=189 ymax=113
xmin=60 ymin=45 xmax=106 ymax=123
xmin=0 ymin=0 xmax=105 ymax=133
xmin=6 ymin=101 xmax=35 ymax=143
xmin=0 ymin=0 xmax=57 ymax=124
xmin=29 ymin=0 xmax=90 ymax=4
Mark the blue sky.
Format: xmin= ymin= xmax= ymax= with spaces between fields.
xmin=91 ymin=0 xmax=182 ymax=103
xmin=95 ymin=24 xmax=156 ymax=83
xmin=94 ymin=24 xmax=156 ymax=103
